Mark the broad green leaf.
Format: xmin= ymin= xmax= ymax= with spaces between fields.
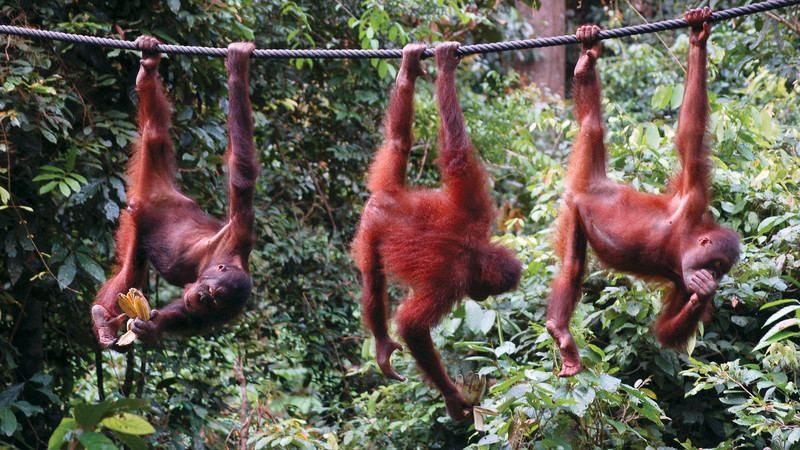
xmin=76 ymin=253 xmax=106 ymax=283
xmin=650 ymin=85 xmax=672 ymax=109
xmin=629 ymin=125 xmax=642 ymax=146
xmin=39 ymin=181 xmax=58 ymax=194
xmin=68 ymin=173 xmax=88 ymax=184
xmin=57 ymin=255 xmax=76 ymax=287
xmin=104 ymin=201 xmax=120 ymax=221
xmin=65 ymin=146 xmax=77 ymax=171
xmin=670 ymin=84 xmax=685 ymax=109
xmin=32 ymin=173 xmax=62 ymax=182
xmin=41 ymin=128 xmax=57 ymax=144
xmin=479 ymin=310 xmax=495 ymax=335
xmin=645 ymin=123 xmax=660 ymax=149
xmin=0 ymin=407 xmax=16 ymax=436
xmin=75 ymin=401 xmax=113 ymax=429
xmin=78 ymin=431 xmax=118 ymax=450
xmin=64 ymin=177 xmax=81 ymax=193
xmin=464 ymin=300 xmax=482 ymax=333
xmin=760 ymin=299 xmax=799 ymax=310
xmin=101 ymin=413 xmax=155 ymax=435
xmin=760 ymin=109 xmax=774 ymax=140
xmin=598 ymin=374 xmax=621 ymax=392
xmin=757 ymin=215 xmax=785 ymax=235
xmin=763 ymin=304 xmax=800 ymax=328
xmin=686 ymin=333 xmax=696 ymax=357
xmin=47 ymin=418 xmax=77 ymax=450
xmin=114 ymin=433 xmax=148 ymax=450
xmin=494 ymin=341 xmax=515 ymax=357
xmin=378 ymin=60 xmax=388 ymax=79
xmin=11 ymin=400 xmax=42 ymax=416
xmin=31 ymin=83 xmax=57 ymax=95
xmin=568 ymin=387 xmax=595 ymax=416
xmin=367 ymin=390 xmax=379 ymax=415
xmin=755 ymin=327 xmax=800 ymax=351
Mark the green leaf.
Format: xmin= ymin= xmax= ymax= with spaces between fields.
xmin=114 ymin=432 xmax=148 ymax=450
xmin=48 ymin=418 xmax=77 ymax=450
xmin=755 ymin=328 xmax=800 ymax=352
xmin=11 ymin=400 xmax=42 ymax=416
xmin=378 ymin=60 xmax=388 ymax=79
xmin=763 ymin=304 xmax=800 ymax=328
xmin=628 ymin=125 xmax=642 ymax=146
xmin=57 ymin=256 xmax=77 ymax=287
xmin=367 ymin=390 xmax=379 ymax=415
xmin=41 ymin=128 xmax=57 ymax=144
xmin=760 ymin=109 xmax=774 ymax=139
xmin=104 ymin=201 xmax=120 ymax=221
xmin=670 ymin=84 xmax=684 ymax=109
xmin=1 ymin=407 xmax=17 ymax=436
xmin=464 ymin=300 xmax=482 ymax=333
xmin=76 ymin=253 xmax=106 ymax=283
xmin=68 ymin=173 xmax=88 ymax=184
xmin=75 ymin=400 xmax=113 ymax=429
xmin=31 ymin=83 xmax=56 ymax=95
xmin=757 ymin=215 xmax=785 ymax=235
xmin=761 ymin=299 xmax=799 ymax=310
xmin=568 ymin=387 xmax=595 ymax=416
xmin=64 ymin=177 xmax=81 ymax=193
xmin=494 ymin=341 xmax=515 ymax=357
xmin=645 ymin=123 xmax=660 ymax=149
xmin=65 ymin=146 xmax=77 ymax=171
xmin=479 ymin=309 xmax=496 ymax=335
xmin=33 ymin=173 xmax=62 ymax=182
xmin=598 ymin=374 xmax=621 ymax=392
xmin=101 ymin=413 xmax=155 ymax=435
xmin=39 ymin=181 xmax=58 ymax=194
xmin=78 ymin=431 xmax=119 ymax=449
xmin=167 ymin=0 xmax=180 ymax=12
xmin=650 ymin=85 xmax=671 ymax=109
xmin=58 ymin=181 xmax=70 ymax=196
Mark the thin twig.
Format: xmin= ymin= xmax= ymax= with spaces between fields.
xmin=765 ymin=10 xmax=800 ymax=35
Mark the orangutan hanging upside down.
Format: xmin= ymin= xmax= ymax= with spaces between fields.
xmin=352 ymin=43 xmax=522 ymax=420
xmin=91 ymin=36 xmax=259 ymax=350
xmin=547 ymin=8 xmax=740 ymax=377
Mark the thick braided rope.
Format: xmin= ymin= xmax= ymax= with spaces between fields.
xmin=0 ymin=0 xmax=797 ymax=59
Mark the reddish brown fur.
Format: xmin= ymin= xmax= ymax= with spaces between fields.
xmin=91 ymin=37 xmax=259 ymax=350
xmin=547 ymin=11 xmax=740 ymax=378
xmin=352 ymin=43 xmax=521 ymax=421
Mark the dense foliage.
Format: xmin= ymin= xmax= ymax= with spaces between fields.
xmin=0 ymin=0 xmax=798 ymax=449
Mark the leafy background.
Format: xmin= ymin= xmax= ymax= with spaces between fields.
xmin=0 ymin=0 xmax=798 ymax=449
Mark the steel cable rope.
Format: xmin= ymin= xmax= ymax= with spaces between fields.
xmin=0 ymin=0 xmax=798 ymax=59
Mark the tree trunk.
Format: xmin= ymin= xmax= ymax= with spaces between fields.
xmin=514 ymin=0 xmax=566 ymax=96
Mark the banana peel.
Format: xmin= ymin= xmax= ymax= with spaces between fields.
xmin=116 ymin=288 xmax=151 ymax=346
xmin=456 ymin=371 xmax=497 ymax=431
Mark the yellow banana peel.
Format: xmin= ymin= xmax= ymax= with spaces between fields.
xmin=118 ymin=319 xmax=137 ymax=346
xmin=117 ymin=291 xmax=138 ymax=318
xmin=133 ymin=292 xmax=151 ymax=321
xmin=116 ymin=288 xmax=151 ymax=345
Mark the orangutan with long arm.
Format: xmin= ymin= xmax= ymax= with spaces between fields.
xmin=547 ymin=9 xmax=740 ymax=377
xmin=91 ymin=36 xmax=259 ymax=350
xmin=352 ymin=43 xmax=521 ymax=420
